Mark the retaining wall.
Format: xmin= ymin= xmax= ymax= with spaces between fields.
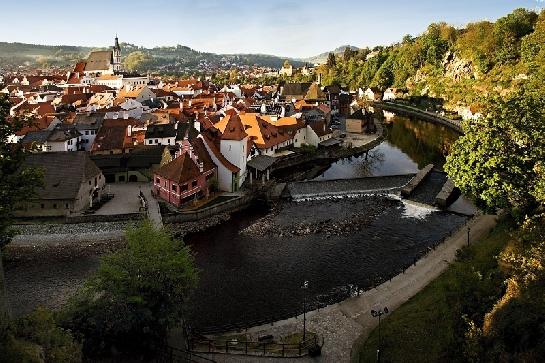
xmin=377 ymin=101 xmax=464 ymax=134
xmin=163 ymin=195 xmax=255 ymax=223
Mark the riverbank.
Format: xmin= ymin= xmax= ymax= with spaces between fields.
xmin=353 ymin=216 xmax=507 ymax=362
xmin=4 ymin=235 xmax=127 ymax=317
xmin=199 ymin=213 xmax=496 ymax=363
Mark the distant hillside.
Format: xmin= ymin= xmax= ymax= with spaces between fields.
xmin=303 ymin=45 xmax=360 ymax=65
xmin=0 ymin=41 xmax=305 ymax=71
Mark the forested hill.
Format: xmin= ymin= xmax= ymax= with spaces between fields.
xmin=319 ymin=8 xmax=545 ymax=110
xmin=0 ymin=41 xmax=305 ymax=70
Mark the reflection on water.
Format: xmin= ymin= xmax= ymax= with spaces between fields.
xmin=185 ymin=115 xmax=464 ymax=334
xmin=187 ymin=196 xmax=467 ymax=334
xmin=314 ymin=115 xmax=459 ymax=180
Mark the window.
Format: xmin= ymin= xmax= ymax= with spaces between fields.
xmin=53 ymin=203 xmax=57 ymax=209
xmin=181 ymin=184 xmax=188 ymax=192
xmin=149 ymin=140 xmax=153 ymax=145
xmin=172 ymin=185 xmax=177 ymax=192
xmin=41 ymin=203 xmax=45 ymax=209
xmin=164 ymin=180 xmax=167 ymax=187
xmin=229 ymin=145 xmax=232 ymax=151
xmin=85 ymin=131 xmax=89 ymax=135
xmin=155 ymin=177 xmax=160 ymax=184
xmin=192 ymin=180 xmax=197 ymax=187
xmin=155 ymin=139 xmax=159 ymax=144
xmin=65 ymin=203 xmax=69 ymax=209
xmin=89 ymin=180 xmax=91 ymax=185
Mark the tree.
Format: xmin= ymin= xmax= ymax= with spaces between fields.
xmin=326 ymin=52 xmax=336 ymax=68
xmin=445 ymin=87 xmax=545 ymax=216
xmin=0 ymin=95 xmax=43 ymax=325
xmin=61 ymin=221 xmax=198 ymax=359
xmin=123 ymin=51 xmax=155 ymax=72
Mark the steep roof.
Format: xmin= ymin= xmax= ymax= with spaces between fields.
xmin=85 ymin=51 xmax=113 ymax=72
xmin=221 ymin=114 xmax=248 ymax=141
xmin=216 ymin=113 xmax=290 ymax=149
xmin=154 ymin=152 xmax=201 ymax=184
xmin=201 ymin=132 xmax=240 ymax=173
xmin=23 ymin=152 xmax=102 ymax=200
xmin=304 ymin=83 xmax=326 ymax=101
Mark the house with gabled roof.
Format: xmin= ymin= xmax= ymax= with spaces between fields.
xmin=153 ymin=140 xmax=216 ymax=207
xmin=15 ymin=152 xmax=105 ymax=217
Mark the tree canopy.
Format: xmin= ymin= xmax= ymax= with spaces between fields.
xmin=61 ymin=221 xmax=198 ymax=359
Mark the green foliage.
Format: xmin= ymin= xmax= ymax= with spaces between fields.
xmin=445 ymin=87 xmax=545 ymax=216
xmin=354 ymin=221 xmax=511 ymax=363
xmin=61 ymin=220 xmax=198 ymax=359
xmin=0 ymin=308 xmax=82 ymax=363
xmin=123 ymin=50 xmax=155 ymax=72
xmin=0 ymin=95 xmax=44 ymax=248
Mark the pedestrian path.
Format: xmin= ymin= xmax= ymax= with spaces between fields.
xmin=198 ymin=214 xmax=497 ymax=363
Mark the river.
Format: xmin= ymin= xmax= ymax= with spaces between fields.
xmin=185 ymin=114 xmax=466 ymax=334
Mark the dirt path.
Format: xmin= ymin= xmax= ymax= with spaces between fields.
xmin=198 ymin=214 xmax=497 ymax=363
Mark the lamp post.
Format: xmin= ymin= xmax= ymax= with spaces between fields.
xmin=301 ymin=280 xmax=308 ymax=342
xmin=371 ymin=307 xmax=389 ymax=363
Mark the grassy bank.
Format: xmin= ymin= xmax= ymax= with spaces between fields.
xmin=352 ymin=219 xmax=512 ymax=363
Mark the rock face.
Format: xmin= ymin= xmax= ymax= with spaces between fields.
xmin=443 ymin=51 xmax=475 ymax=82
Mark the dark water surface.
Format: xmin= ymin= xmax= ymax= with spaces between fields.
xmin=185 ymin=115 xmax=464 ymax=333
xmin=187 ymin=196 xmax=467 ymax=334
xmin=314 ymin=115 xmax=459 ymax=180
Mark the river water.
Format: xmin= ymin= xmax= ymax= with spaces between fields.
xmin=186 ymin=115 xmax=466 ymax=334
xmin=314 ymin=115 xmax=459 ymax=179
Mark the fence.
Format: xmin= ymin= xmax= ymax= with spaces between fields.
xmin=163 ymin=195 xmax=255 ymax=223
xmin=188 ymin=334 xmax=322 ymax=358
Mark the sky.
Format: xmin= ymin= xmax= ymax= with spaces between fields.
xmin=1 ymin=0 xmax=543 ymax=58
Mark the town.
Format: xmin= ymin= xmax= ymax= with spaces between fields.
xmin=2 ymin=36 xmax=386 ymax=219
xmin=1 ymin=3 xmax=545 ymax=363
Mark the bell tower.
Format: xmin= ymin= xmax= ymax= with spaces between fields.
xmin=113 ymin=34 xmax=122 ymax=72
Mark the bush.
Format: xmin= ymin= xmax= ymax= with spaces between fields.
xmin=0 ymin=307 xmax=81 ymax=363
xmin=60 ymin=220 xmax=198 ymax=359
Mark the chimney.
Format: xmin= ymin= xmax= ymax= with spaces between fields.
xmin=189 ymin=145 xmax=193 ymax=159
xmin=127 ymin=125 xmax=132 ymax=137
xmin=194 ymin=119 xmax=201 ymax=132
xmin=123 ymin=112 xmax=129 ymax=119
xmin=199 ymin=161 xmax=204 ymax=173
xmin=174 ymin=121 xmax=179 ymax=130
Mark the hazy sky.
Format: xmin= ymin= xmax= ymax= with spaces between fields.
xmin=1 ymin=0 xmax=543 ymax=58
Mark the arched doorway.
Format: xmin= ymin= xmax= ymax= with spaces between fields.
xmin=128 ymin=175 xmax=138 ymax=182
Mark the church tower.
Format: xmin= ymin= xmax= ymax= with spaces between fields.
xmin=113 ymin=35 xmax=122 ymax=72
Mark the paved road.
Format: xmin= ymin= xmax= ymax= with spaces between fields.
xmin=95 ymin=182 xmax=162 ymax=228
xmin=196 ymin=214 xmax=497 ymax=363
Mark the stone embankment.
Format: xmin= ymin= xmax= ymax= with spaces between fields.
xmin=376 ymin=101 xmax=464 ymax=134
xmin=401 ymin=164 xmax=434 ymax=198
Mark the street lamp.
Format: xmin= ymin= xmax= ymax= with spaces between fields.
xmin=371 ymin=307 xmax=389 ymax=363
xmin=301 ymin=280 xmax=309 ymax=341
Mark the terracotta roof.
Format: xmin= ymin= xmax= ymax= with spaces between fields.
xmin=91 ymin=118 xmax=137 ymax=153
xmin=221 ymin=114 xmax=248 ymax=141
xmin=216 ymin=113 xmax=290 ymax=149
xmin=201 ymin=132 xmax=240 ymax=173
xmin=155 ymin=152 xmax=201 ymax=184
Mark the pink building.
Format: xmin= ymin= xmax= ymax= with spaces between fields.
xmin=153 ymin=140 xmax=216 ymax=207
